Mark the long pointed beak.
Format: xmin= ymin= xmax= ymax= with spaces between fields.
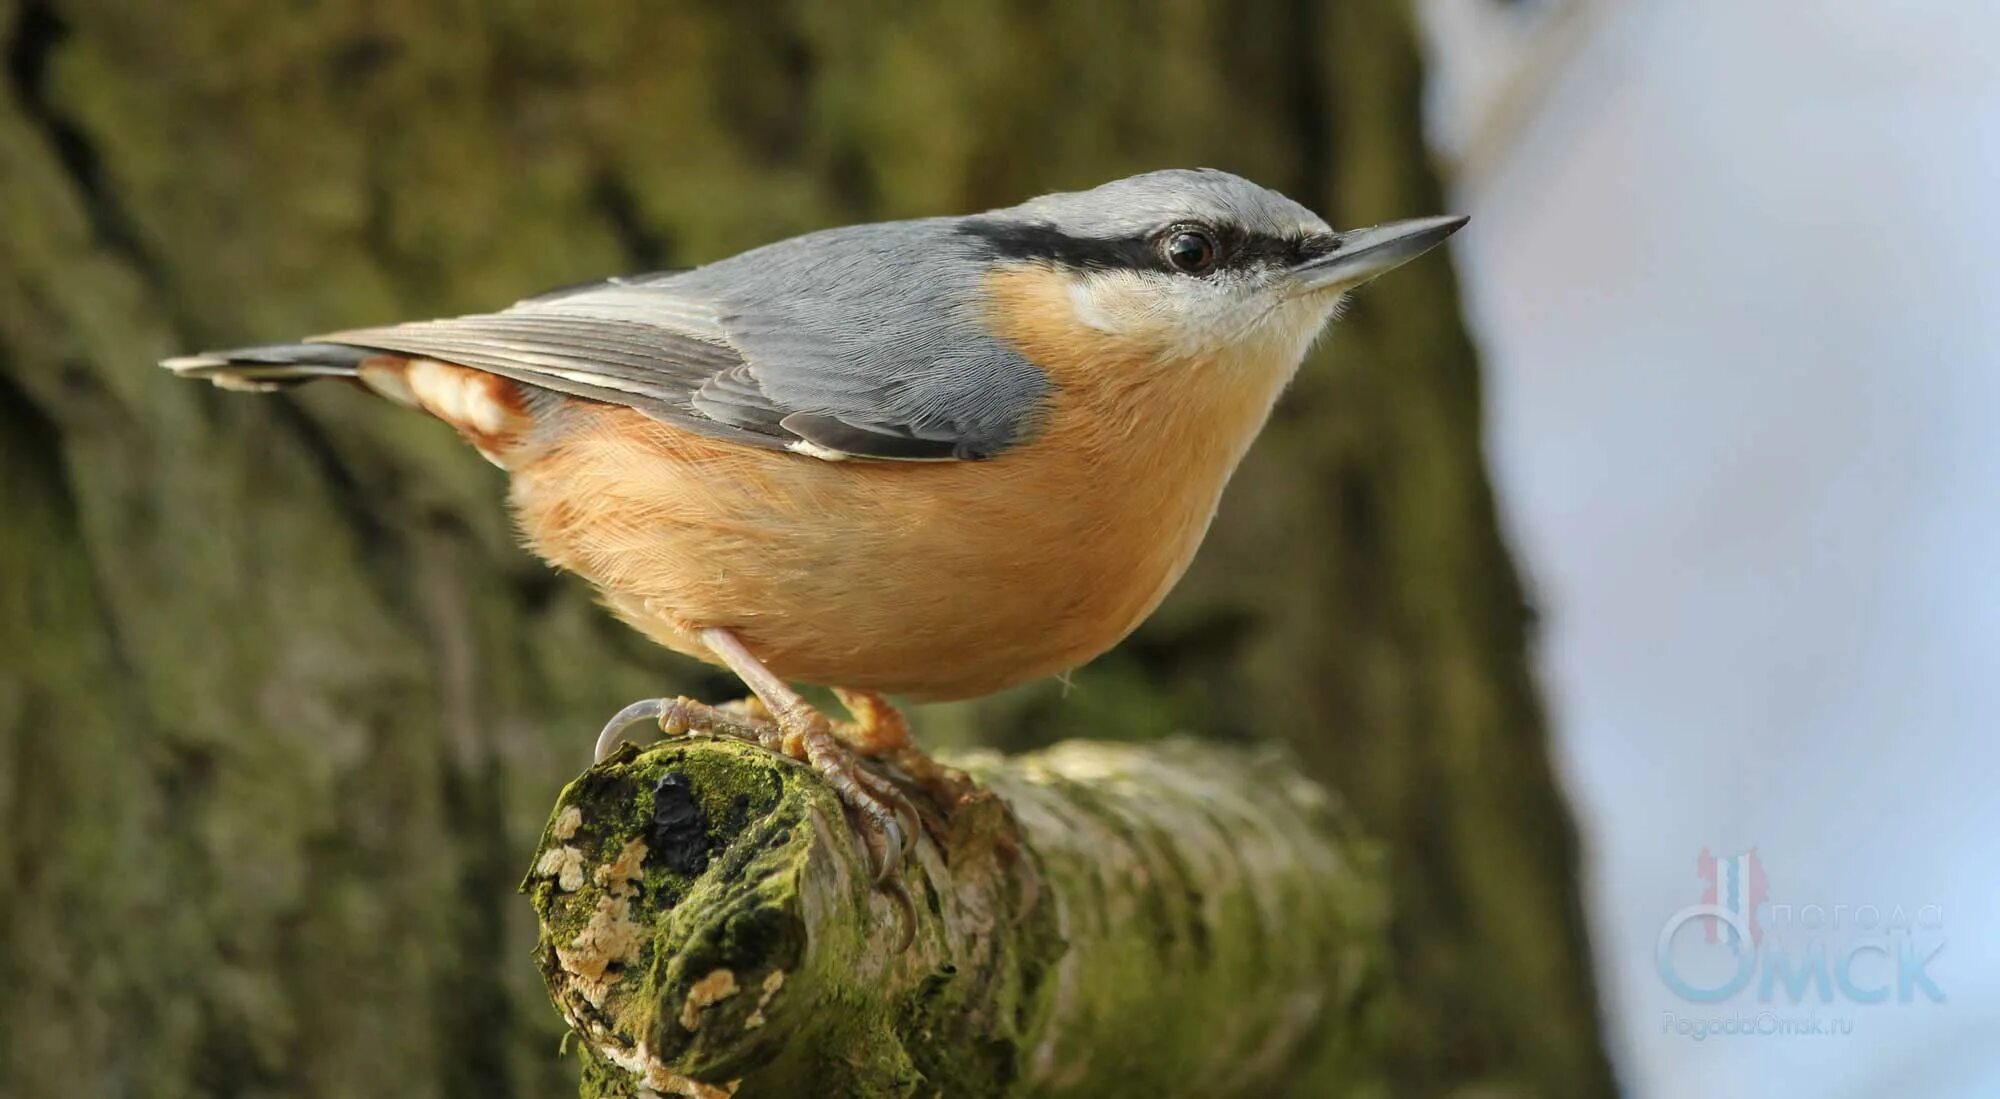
xmin=1287 ymin=214 xmax=1468 ymax=296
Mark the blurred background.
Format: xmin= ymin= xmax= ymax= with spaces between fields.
xmin=1426 ymin=1 xmax=1996 ymax=1095
xmin=0 ymin=1 xmax=1988 ymax=1097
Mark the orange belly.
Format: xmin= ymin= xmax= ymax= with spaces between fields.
xmin=506 ymin=401 xmax=1231 ymax=699
xmin=497 ymin=264 xmax=1312 ymax=699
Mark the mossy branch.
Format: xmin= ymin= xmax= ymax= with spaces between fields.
xmin=524 ymin=737 xmax=1387 ymax=1098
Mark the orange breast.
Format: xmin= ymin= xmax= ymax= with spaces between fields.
xmin=505 ymin=267 xmax=1299 ymax=699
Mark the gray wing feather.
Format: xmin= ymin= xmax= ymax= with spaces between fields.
xmin=678 ymin=219 xmax=1050 ymax=458
xmin=316 ymin=218 xmax=1050 ymax=461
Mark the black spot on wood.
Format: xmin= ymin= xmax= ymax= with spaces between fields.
xmin=649 ymin=772 xmax=712 ymax=874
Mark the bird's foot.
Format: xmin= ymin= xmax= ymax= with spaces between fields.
xmin=592 ymin=693 xmax=919 ymax=951
xmin=774 ymin=700 xmax=919 ymax=868
xmin=832 ymin=688 xmax=977 ymax=810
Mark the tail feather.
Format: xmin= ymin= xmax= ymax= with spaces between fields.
xmin=160 ymin=342 xmax=377 ymax=392
xmin=160 ymin=343 xmax=537 ymax=468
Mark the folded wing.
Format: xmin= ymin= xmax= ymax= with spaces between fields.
xmin=317 ymin=221 xmax=1051 ymax=461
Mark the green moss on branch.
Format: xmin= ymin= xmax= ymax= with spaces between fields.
xmin=526 ymin=737 xmax=1385 ymax=1098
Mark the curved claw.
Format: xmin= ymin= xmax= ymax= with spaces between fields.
xmin=594 ymin=698 xmax=670 ymax=762
xmin=874 ymin=814 xmax=906 ymax=887
xmin=853 ymin=765 xmax=921 ymax=864
xmin=834 ymin=781 xmax=907 ymax=889
xmin=882 ymin=878 xmax=916 ymax=955
xmin=862 ymin=818 xmax=918 ymax=954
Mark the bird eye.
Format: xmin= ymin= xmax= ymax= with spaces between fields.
xmin=1163 ymin=228 xmax=1218 ymax=275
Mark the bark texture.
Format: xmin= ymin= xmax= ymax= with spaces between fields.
xmin=529 ymin=737 xmax=1379 ymax=1098
xmin=0 ymin=2 xmax=1611 ymax=1096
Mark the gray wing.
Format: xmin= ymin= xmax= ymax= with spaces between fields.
xmin=316 ymin=220 xmax=1051 ymax=461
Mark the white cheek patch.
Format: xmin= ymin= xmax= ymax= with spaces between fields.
xmin=1065 ymin=269 xmax=1199 ymax=344
xmin=1065 ymin=269 xmax=1341 ymax=370
xmin=1262 ymin=294 xmax=1344 ymax=364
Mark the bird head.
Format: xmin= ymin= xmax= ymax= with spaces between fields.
xmin=961 ymin=168 xmax=1465 ymax=377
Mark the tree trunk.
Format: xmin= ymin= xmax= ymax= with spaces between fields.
xmin=0 ymin=2 xmax=1611 ymax=1097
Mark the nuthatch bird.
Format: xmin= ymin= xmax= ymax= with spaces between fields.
xmin=164 ymin=168 xmax=1464 ymax=910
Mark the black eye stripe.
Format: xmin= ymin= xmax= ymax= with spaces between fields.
xmin=960 ymin=219 xmax=1318 ymax=275
xmin=959 ymin=220 xmax=1159 ymax=271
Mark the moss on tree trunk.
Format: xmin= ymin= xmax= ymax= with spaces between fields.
xmin=527 ymin=738 xmax=1381 ymax=1098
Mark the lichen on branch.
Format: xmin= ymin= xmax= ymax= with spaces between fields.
xmin=525 ymin=736 xmax=1385 ymax=1098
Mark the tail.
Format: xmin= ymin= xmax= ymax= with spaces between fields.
xmin=160 ymin=342 xmax=377 ymax=392
xmin=163 ymin=341 xmax=540 ymax=467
